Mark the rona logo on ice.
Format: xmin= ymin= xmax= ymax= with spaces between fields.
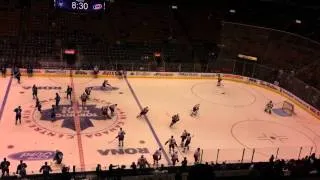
xmin=9 ymin=151 xmax=55 ymax=161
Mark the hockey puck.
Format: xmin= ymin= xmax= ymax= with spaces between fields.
xmin=119 ymin=92 xmax=123 ymax=94
xmin=19 ymin=91 xmax=24 ymax=94
xmin=7 ymin=145 xmax=14 ymax=149
xmin=139 ymin=140 xmax=145 ymax=144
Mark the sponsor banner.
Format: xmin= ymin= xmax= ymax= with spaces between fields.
xmin=128 ymin=71 xmax=152 ymax=76
xmin=222 ymin=74 xmax=243 ymax=80
xmin=309 ymin=107 xmax=320 ymax=118
xmin=44 ymin=69 xmax=67 ymax=75
xmin=100 ymin=71 xmax=117 ymax=76
xmin=9 ymin=151 xmax=55 ymax=161
xmin=178 ymin=72 xmax=199 ymax=77
xmin=259 ymin=81 xmax=280 ymax=91
xmin=153 ymin=72 xmax=174 ymax=77
xmin=74 ymin=70 xmax=88 ymax=75
xmin=248 ymin=78 xmax=259 ymax=84
xmin=200 ymin=73 xmax=216 ymax=78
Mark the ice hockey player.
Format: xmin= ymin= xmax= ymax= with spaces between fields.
xmin=183 ymin=134 xmax=192 ymax=152
xmin=116 ymin=128 xmax=126 ymax=147
xmin=194 ymin=148 xmax=201 ymax=164
xmin=171 ymin=152 xmax=179 ymax=166
xmin=93 ymin=65 xmax=99 ymax=78
xmin=152 ymin=148 xmax=162 ymax=165
xmin=137 ymin=106 xmax=149 ymax=118
xmin=50 ymin=105 xmax=56 ymax=121
xmin=32 ymin=85 xmax=38 ymax=99
xmin=55 ymin=93 xmax=61 ymax=107
xmin=191 ymin=104 xmax=200 ymax=116
xmin=15 ymin=70 xmax=21 ymax=84
xmin=217 ymin=74 xmax=223 ymax=86
xmin=85 ymin=87 xmax=92 ymax=98
xmin=66 ymin=86 xmax=72 ymax=100
xmin=101 ymin=105 xmax=111 ymax=119
xmin=109 ymin=104 xmax=117 ymax=116
xmin=1 ymin=65 xmax=6 ymax=77
xmin=102 ymin=80 xmax=111 ymax=88
xmin=35 ymin=98 xmax=42 ymax=112
xmin=165 ymin=136 xmax=177 ymax=153
xmin=169 ymin=114 xmax=180 ymax=127
xmin=80 ymin=92 xmax=88 ymax=106
xmin=137 ymin=155 xmax=150 ymax=169
xmin=53 ymin=150 xmax=63 ymax=164
xmin=180 ymin=130 xmax=188 ymax=147
xmin=14 ymin=106 xmax=22 ymax=125
xmin=264 ymin=100 xmax=274 ymax=114
xmin=16 ymin=160 xmax=27 ymax=178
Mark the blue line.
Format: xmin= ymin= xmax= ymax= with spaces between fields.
xmin=124 ymin=77 xmax=171 ymax=165
xmin=0 ymin=76 xmax=13 ymax=121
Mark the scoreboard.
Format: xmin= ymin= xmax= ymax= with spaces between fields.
xmin=54 ymin=0 xmax=105 ymax=12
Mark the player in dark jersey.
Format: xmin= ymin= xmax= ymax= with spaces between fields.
xmin=152 ymin=148 xmax=162 ymax=165
xmin=80 ymin=93 xmax=88 ymax=106
xmin=217 ymin=74 xmax=222 ymax=86
xmin=55 ymin=93 xmax=61 ymax=107
xmin=165 ymin=136 xmax=177 ymax=153
xmin=169 ymin=114 xmax=180 ymax=127
xmin=183 ymin=134 xmax=192 ymax=152
xmin=191 ymin=104 xmax=200 ymax=116
xmin=14 ymin=106 xmax=22 ymax=125
xmin=116 ymin=128 xmax=126 ymax=147
xmin=85 ymin=87 xmax=92 ymax=98
xmin=32 ymin=85 xmax=38 ymax=99
xmin=50 ymin=105 xmax=56 ymax=121
xmin=66 ymin=86 xmax=72 ymax=99
xmin=35 ymin=98 xmax=42 ymax=112
xmin=180 ymin=130 xmax=188 ymax=147
xmin=264 ymin=101 xmax=273 ymax=114
xmin=137 ymin=107 xmax=149 ymax=118
xmin=109 ymin=104 xmax=117 ymax=116
xmin=101 ymin=105 xmax=111 ymax=119
xmin=194 ymin=148 xmax=201 ymax=164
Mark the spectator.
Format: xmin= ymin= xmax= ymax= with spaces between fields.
xmin=269 ymin=154 xmax=275 ymax=163
xmin=108 ymin=164 xmax=118 ymax=171
xmin=39 ymin=162 xmax=52 ymax=177
xmin=16 ymin=160 xmax=27 ymax=178
xmin=130 ymin=162 xmax=137 ymax=170
xmin=137 ymin=155 xmax=150 ymax=169
xmin=0 ymin=158 xmax=10 ymax=177
xmin=181 ymin=157 xmax=188 ymax=168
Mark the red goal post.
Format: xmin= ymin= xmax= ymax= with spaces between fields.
xmin=282 ymin=101 xmax=295 ymax=116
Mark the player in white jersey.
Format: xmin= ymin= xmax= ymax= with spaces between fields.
xmin=183 ymin=134 xmax=192 ymax=152
xmin=171 ymin=152 xmax=179 ymax=166
xmin=165 ymin=136 xmax=177 ymax=153
xmin=180 ymin=130 xmax=188 ymax=147
xmin=152 ymin=148 xmax=162 ymax=165
xmin=80 ymin=93 xmax=88 ymax=106
xmin=194 ymin=148 xmax=201 ymax=164
xmin=116 ymin=128 xmax=126 ymax=147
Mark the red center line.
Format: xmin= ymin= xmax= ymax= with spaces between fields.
xmin=69 ymin=70 xmax=85 ymax=171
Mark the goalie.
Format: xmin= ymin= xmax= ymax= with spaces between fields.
xmin=264 ymin=101 xmax=273 ymax=114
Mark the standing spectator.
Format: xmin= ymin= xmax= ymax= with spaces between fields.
xmin=0 ymin=158 xmax=10 ymax=177
xmin=39 ymin=162 xmax=52 ymax=177
xmin=16 ymin=160 xmax=27 ymax=178
xmin=130 ymin=162 xmax=137 ymax=170
xmin=181 ymin=157 xmax=188 ymax=168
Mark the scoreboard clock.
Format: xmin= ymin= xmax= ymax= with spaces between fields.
xmin=54 ymin=0 xmax=105 ymax=12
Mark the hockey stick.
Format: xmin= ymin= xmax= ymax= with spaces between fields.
xmin=108 ymin=137 xmax=117 ymax=144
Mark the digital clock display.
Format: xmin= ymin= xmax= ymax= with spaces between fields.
xmin=54 ymin=0 xmax=105 ymax=12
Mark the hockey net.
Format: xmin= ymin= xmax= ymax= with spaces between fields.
xmin=282 ymin=101 xmax=295 ymax=116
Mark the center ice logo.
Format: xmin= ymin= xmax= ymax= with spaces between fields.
xmin=40 ymin=105 xmax=107 ymax=131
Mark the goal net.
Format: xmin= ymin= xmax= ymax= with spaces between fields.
xmin=282 ymin=101 xmax=294 ymax=116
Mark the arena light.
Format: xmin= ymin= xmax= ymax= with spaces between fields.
xmin=295 ymin=19 xmax=302 ymax=24
xmin=64 ymin=49 xmax=76 ymax=55
xmin=229 ymin=9 xmax=236 ymax=14
xmin=171 ymin=5 xmax=178 ymax=9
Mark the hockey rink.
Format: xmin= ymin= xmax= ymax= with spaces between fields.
xmin=0 ymin=74 xmax=320 ymax=175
